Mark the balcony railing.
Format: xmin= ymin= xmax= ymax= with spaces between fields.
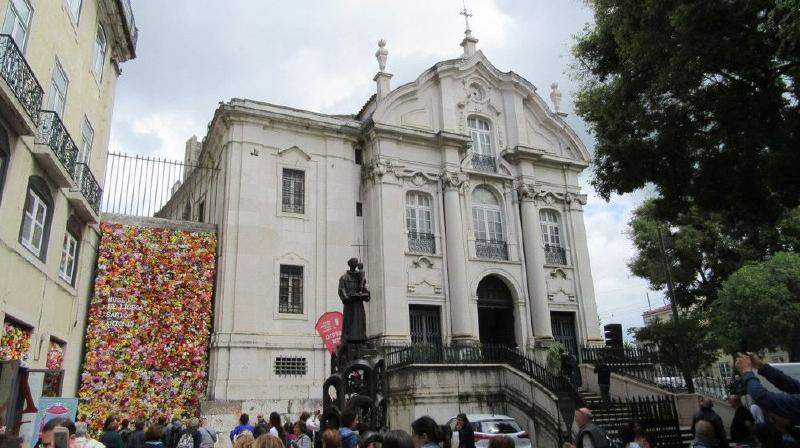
xmin=37 ymin=111 xmax=78 ymax=176
xmin=471 ymin=153 xmax=497 ymax=172
xmin=408 ymin=231 xmax=435 ymax=254
xmin=0 ymin=34 xmax=44 ymax=125
xmin=73 ymin=163 xmax=102 ymax=214
xmin=544 ymin=244 xmax=567 ymax=265
xmin=476 ymin=239 xmax=508 ymax=260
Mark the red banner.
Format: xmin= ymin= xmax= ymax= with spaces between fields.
xmin=315 ymin=311 xmax=343 ymax=353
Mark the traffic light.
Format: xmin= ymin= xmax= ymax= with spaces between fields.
xmin=604 ymin=323 xmax=623 ymax=348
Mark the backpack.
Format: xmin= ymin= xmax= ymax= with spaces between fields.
xmin=176 ymin=432 xmax=194 ymax=448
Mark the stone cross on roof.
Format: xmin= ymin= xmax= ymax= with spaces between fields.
xmin=460 ymin=0 xmax=473 ymax=32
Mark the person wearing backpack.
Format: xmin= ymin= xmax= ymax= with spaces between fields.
xmin=198 ymin=418 xmax=218 ymax=448
xmin=175 ymin=418 xmax=202 ymax=448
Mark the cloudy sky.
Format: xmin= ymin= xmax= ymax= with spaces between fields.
xmin=110 ymin=0 xmax=665 ymax=336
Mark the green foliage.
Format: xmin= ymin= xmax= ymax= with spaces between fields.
xmin=573 ymin=0 xmax=800 ymax=228
xmin=631 ymin=313 xmax=719 ymax=373
xmin=711 ymin=252 xmax=800 ymax=360
xmin=546 ymin=342 xmax=565 ymax=372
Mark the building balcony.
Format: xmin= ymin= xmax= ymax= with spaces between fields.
xmin=544 ymin=244 xmax=567 ymax=265
xmin=471 ymin=153 xmax=497 ymax=173
xmin=0 ymin=34 xmax=44 ymax=135
xmin=33 ymin=111 xmax=79 ymax=188
xmin=66 ymin=163 xmax=102 ymax=222
xmin=476 ymin=239 xmax=508 ymax=260
xmin=408 ymin=231 xmax=435 ymax=254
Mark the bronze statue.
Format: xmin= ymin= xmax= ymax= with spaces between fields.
xmin=338 ymin=258 xmax=370 ymax=344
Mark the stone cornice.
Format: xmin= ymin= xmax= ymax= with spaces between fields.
xmin=503 ymin=145 xmax=589 ymax=170
xmin=516 ymin=182 xmax=587 ymax=208
xmin=362 ymin=158 xmax=440 ymax=186
xmin=365 ymin=121 xmax=472 ymax=150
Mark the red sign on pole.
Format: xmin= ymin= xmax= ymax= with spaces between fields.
xmin=315 ymin=311 xmax=344 ymax=353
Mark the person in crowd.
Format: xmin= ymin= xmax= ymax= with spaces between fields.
xmin=564 ymin=408 xmax=609 ymax=448
xmin=285 ymin=422 xmax=297 ymax=444
xmin=291 ymin=422 xmax=312 ymax=448
xmin=595 ymin=363 xmax=612 ymax=402
xmin=101 ymin=416 xmax=125 ymax=448
xmin=197 ymin=418 xmax=217 ymax=448
xmin=255 ymin=434 xmax=284 ymax=448
xmin=727 ymin=394 xmax=755 ymax=445
xmin=174 ymin=418 xmax=202 ymax=448
xmin=617 ymin=424 xmax=639 ymax=448
xmin=145 ymin=426 xmax=166 ymax=448
xmin=257 ymin=415 xmax=268 ymax=428
xmin=410 ymin=416 xmax=441 ymax=448
xmin=269 ymin=412 xmax=287 ymax=446
xmin=253 ymin=424 xmax=270 ymax=441
xmin=454 ymin=414 xmax=474 ymax=448
xmin=129 ymin=421 xmax=146 ymax=448
xmin=750 ymin=404 xmax=766 ymax=425
xmin=40 ymin=418 xmax=77 ymax=448
xmin=119 ymin=420 xmax=131 ymax=448
xmin=690 ymin=420 xmax=715 ymax=448
xmin=629 ymin=422 xmax=652 ymax=448
xmin=165 ymin=419 xmax=184 ymax=448
xmin=768 ymin=412 xmax=800 ymax=447
xmin=233 ymin=433 xmax=255 ymax=448
xmin=74 ymin=422 xmax=105 ymax=448
xmin=690 ymin=398 xmax=726 ymax=447
xmin=486 ymin=436 xmax=514 ymax=448
xmin=302 ymin=411 xmax=320 ymax=440
xmin=440 ymin=424 xmax=453 ymax=448
xmin=382 ymin=430 xmax=413 ymax=448
xmin=231 ymin=414 xmax=255 ymax=442
xmin=338 ymin=410 xmax=359 ymax=448
xmin=735 ymin=352 xmax=800 ymax=425
xmin=320 ymin=430 xmax=342 ymax=448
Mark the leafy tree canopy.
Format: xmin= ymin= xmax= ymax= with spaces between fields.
xmin=574 ymin=0 xmax=800 ymax=227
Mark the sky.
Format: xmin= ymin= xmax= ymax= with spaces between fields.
xmin=110 ymin=0 xmax=666 ymax=337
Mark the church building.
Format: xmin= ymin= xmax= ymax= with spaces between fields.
xmin=162 ymin=26 xmax=604 ymax=411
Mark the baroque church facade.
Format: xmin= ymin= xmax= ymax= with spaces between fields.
xmin=165 ymin=30 xmax=603 ymax=409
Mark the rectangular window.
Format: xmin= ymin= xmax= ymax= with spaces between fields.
xmin=46 ymin=60 xmax=68 ymax=117
xmin=59 ymin=232 xmax=78 ymax=283
xmin=78 ymin=118 xmax=93 ymax=165
xmin=279 ymin=265 xmax=303 ymax=314
xmin=1 ymin=0 xmax=32 ymax=51
xmin=20 ymin=189 xmax=47 ymax=256
xmin=92 ymin=26 xmax=107 ymax=81
xmin=356 ymin=202 xmax=362 ymax=217
xmin=717 ymin=362 xmax=733 ymax=379
xmin=281 ymin=169 xmax=305 ymax=214
xmin=274 ymin=356 xmax=307 ymax=376
xmin=66 ymin=0 xmax=81 ymax=24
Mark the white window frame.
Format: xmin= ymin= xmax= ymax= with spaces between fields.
xmin=66 ymin=0 xmax=82 ymax=24
xmin=92 ymin=25 xmax=107 ymax=81
xmin=540 ymin=209 xmax=563 ymax=247
xmin=78 ymin=117 xmax=93 ymax=165
xmin=21 ymin=189 xmax=48 ymax=257
xmin=467 ymin=116 xmax=494 ymax=156
xmin=47 ymin=59 xmax=69 ymax=118
xmin=405 ymin=192 xmax=433 ymax=235
xmin=2 ymin=0 xmax=33 ymax=52
xmin=472 ymin=188 xmax=505 ymax=242
xmin=281 ymin=168 xmax=305 ymax=215
xmin=59 ymin=231 xmax=78 ymax=284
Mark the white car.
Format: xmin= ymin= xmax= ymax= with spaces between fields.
xmin=446 ymin=414 xmax=532 ymax=448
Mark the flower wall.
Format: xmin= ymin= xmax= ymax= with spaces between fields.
xmin=0 ymin=322 xmax=32 ymax=361
xmin=79 ymin=223 xmax=217 ymax=428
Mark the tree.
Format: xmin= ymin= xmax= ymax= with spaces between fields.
xmin=631 ymin=312 xmax=719 ymax=392
xmin=711 ymin=252 xmax=800 ymax=361
xmin=573 ymin=0 xmax=800 ymax=228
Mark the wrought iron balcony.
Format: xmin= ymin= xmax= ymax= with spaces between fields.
xmin=476 ymin=239 xmax=508 ymax=260
xmin=471 ymin=153 xmax=497 ymax=173
xmin=544 ymin=244 xmax=567 ymax=265
xmin=73 ymin=163 xmax=102 ymax=215
xmin=0 ymin=34 xmax=44 ymax=134
xmin=408 ymin=231 xmax=435 ymax=254
xmin=34 ymin=111 xmax=79 ymax=188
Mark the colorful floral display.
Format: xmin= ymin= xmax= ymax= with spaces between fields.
xmin=0 ymin=321 xmax=32 ymax=361
xmin=79 ymin=223 xmax=216 ymax=429
xmin=46 ymin=341 xmax=65 ymax=370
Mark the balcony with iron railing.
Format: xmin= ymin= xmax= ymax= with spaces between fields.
xmin=71 ymin=162 xmax=103 ymax=219
xmin=476 ymin=239 xmax=508 ymax=260
xmin=0 ymin=34 xmax=44 ymax=135
xmin=544 ymin=244 xmax=567 ymax=265
xmin=471 ymin=153 xmax=497 ymax=173
xmin=408 ymin=231 xmax=435 ymax=254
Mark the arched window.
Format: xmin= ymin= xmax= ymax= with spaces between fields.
xmin=472 ymin=187 xmax=507 ymax=259
xmin=59 ymin=215 xmax=82 ymax=285
xmin=540 ymin=209 xmax=567 ymax=265
xmin=406 ymin=192 xmax=434 ymax=253
xmin=467 ymin=116 xmax=496 ymax=172
xmin=19 ymin=176 xmax=54 ymax=260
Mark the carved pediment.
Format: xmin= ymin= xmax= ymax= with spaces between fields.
xmin=407 ymin=256 xmax=443 ymax=295
xmin=546 ymin=268 xmax=575 ymax=302
xmin=277 ymin=145 xmax=312 ymax=161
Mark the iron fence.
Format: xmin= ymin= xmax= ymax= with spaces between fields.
xmin=476 ymin=239 xmax=508 ymax=260
xmin=73 ymin=162 xmax=102 ymax=214
xmin=544 ymin=244 xmax=567 ymax=265
xmin=102 ymin=152 xmax=221 ymax=225
xmin=36 ymin=111 xmax=78 ymax=175
xmin=0 ymin=34 xmax=44 ymax=124
xmin=592 ymin=396 xmax=683 ymax=448
xmin=408 ymin=231 xmax=435 ymax=254
xmin=471 ymin=153 xmax=497 ymax=172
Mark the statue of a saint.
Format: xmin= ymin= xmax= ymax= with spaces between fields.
xmin=338 ymin=258 xmax=371 ymax=344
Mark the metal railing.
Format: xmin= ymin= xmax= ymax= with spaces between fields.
xmin=471 ymin=153 xmax=497 ymax=172
xmin=102 ymin=152 xmax=221 ymax=225
xmin=36 ymin=111 xmax=78 ymax=175
xmin=476 ymin=239 xmax=508 ymax=260
xmin=73 ymin=163 xmax=102 ymax=214
xmin=590 ymin=396 xmax=683 ymax=448
xmin=544 ymin=244 xmax=567 ymax=265
xmin=0 ymin=34 xmax=44 ymax=124
xmin=408 ymin=231 xmax=435 ymax=254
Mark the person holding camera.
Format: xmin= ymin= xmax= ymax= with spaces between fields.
xmin=735 ymin=352 xmax=800 ymax=425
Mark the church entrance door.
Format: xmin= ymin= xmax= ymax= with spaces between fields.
xmin=477 ymin=276 xmax=516 ymax=347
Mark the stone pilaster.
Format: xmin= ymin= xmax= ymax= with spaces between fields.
xmin=441 ymin=171 xmax=474 ymax=343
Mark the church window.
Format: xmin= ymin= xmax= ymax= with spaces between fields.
xmin=472 ymin=187 xmax=507 ymax=259
xmin=274 ymin=356 xmax=307 ymax=376
xmin=282 ymin=168 xmax=305 ymax=214
xmin=406 ymin=192 xmax=434 ymax=254
xmin=540 ymin=209 xmax=567 ymax=265
xmin=279 ymin=265 xmax=303 ymax=314
xmin=467 ymin=116 xmax=496 ymax=172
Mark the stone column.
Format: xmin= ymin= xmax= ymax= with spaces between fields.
xmin=518 ymin=183 xmax=554 ymax=342
xmin=442 ymin=172 xmax=472 ymax=343
xmin=566 ymin=193 xmax=603 ymax=341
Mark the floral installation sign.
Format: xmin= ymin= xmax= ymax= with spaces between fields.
xmin=78 ymin=223 xmax=217 ymax=429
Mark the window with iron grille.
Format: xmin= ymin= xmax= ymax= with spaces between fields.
xmin=282 ymin=169 xmax=305 ymax=214
xmin=274 ymin=356 xmax=307 ymax=376
xmin=279 ymin=265 xmax=303 ymax=314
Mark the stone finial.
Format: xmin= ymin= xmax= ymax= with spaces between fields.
xmin=375 ymin=39 xmax=388 ymax=72
xmin=550 ymin=82 xmax=562 ymax=114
